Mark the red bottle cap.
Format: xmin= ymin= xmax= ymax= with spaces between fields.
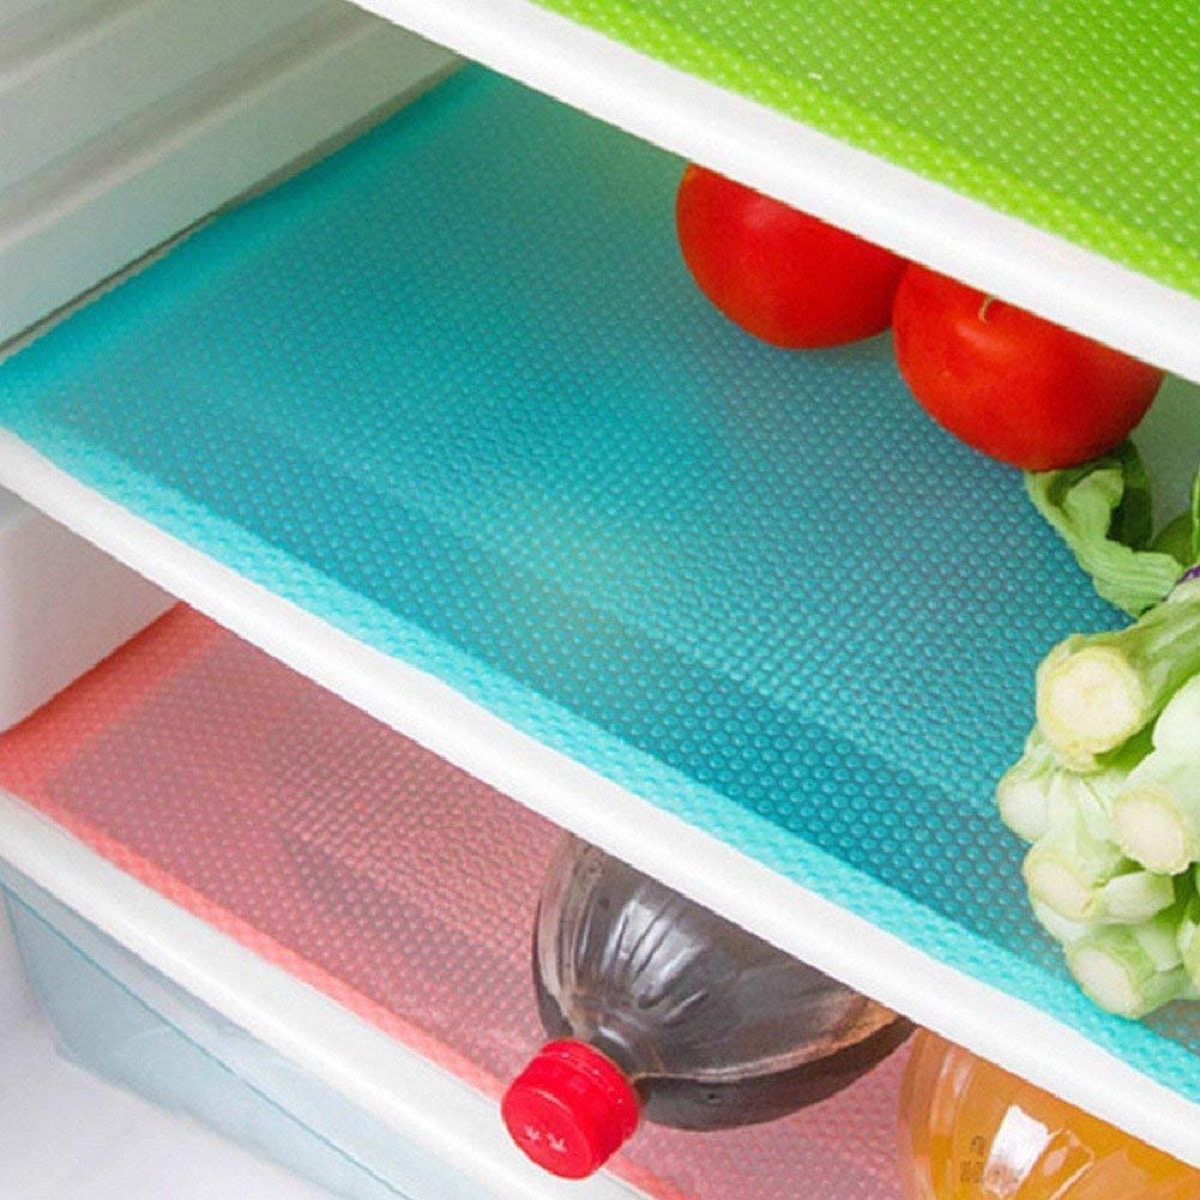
xmin=502 ymin=1040 xmax=641 ymax=1179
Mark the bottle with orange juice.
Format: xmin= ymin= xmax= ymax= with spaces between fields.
xmin=899 ymin=1031 xmax=1199 ymax=1199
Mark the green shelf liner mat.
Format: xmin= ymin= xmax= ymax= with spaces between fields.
xmin=529 ymin=0 xmax=1200 ymax=296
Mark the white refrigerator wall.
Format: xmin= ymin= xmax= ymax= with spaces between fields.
xmin=0 ymin=0 xmax=459 ymax=344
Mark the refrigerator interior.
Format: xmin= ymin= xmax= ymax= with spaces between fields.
xmin=0 ymin=58 xmax=1196 ymax=1168
xmin=343 ymin=0 xmax=1200 ymax=381
xmin=1 ymin=0 xmax=1199 ymax=1192
xmin=0 ymin=0 xmax=458 ymax=345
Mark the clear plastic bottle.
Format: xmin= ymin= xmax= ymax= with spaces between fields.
xmin=502 ymin=835 xmax=912 ymax=1178
xmin=899 ymin=1031 xmax=1200 ymax=1199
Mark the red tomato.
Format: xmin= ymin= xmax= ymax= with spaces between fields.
xmin=893 ymin=265 xmax=1164 ymax=470
xmin=675 ymin=164 xmax=907 ymax=349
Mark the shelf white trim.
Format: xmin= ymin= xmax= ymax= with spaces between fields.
xmin=339 ymin=0 xmax=1200 ymax=384
xmin=0 ymin=429 xmax=1194 ymax=1171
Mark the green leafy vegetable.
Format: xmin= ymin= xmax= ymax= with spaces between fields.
xmin=1025 ymin=442 xmax=1192 ymax=616
xmin=1000 ymin=587 xmax=1200 ymax=1018
xmin=1114 ymin=752 xmax=1200 ymax=876
xmin=1154 ymin=674 xmax=1200 ymax=755
xmin=1004 ymin=437 xmax=1200 ymax=1020
xmin=1179 ymin=880 xmax=1200 ymax=989
xmin=1067 ymin=908 xmax=1198 ymax=1019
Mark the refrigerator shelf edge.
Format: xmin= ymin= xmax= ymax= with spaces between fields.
xmin=0 ymin=67 xmax=1196 ymax=1168
xmin=342 ymin=0 xmax=1200 ymax=382
xmin=0 ymin=486 xmax=172 ymax=731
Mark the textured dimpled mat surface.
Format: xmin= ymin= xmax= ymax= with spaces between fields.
xmin=0 ymin=67 xmax=1196 ymax=1118
xmin=0 ymin=606 xmax=906 ymax=1200
xmin=524 ymin=0 xmax=1200 ymax=298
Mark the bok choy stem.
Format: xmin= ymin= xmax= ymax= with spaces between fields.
xmin=1036 ymin=589 xmax=1200 ymax=767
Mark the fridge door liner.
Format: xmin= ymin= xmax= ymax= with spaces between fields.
xmin=0 ymin=66 xmax=1196 ymax=1163
xmin=0 ymin=605 xmax=906 ymax=1200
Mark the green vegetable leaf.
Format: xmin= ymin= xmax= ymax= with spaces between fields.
xmin=1152 ymin=512 xmax=1194 ymax=565
xmin=1025 ymin=443 xmax=1190 ymax=616
xmin=1192 ymin=459 xmax=1200 ymax=565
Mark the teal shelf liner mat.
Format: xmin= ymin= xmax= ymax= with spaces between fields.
xmin=1 ymin=68 xmax=1196 ymax=1104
